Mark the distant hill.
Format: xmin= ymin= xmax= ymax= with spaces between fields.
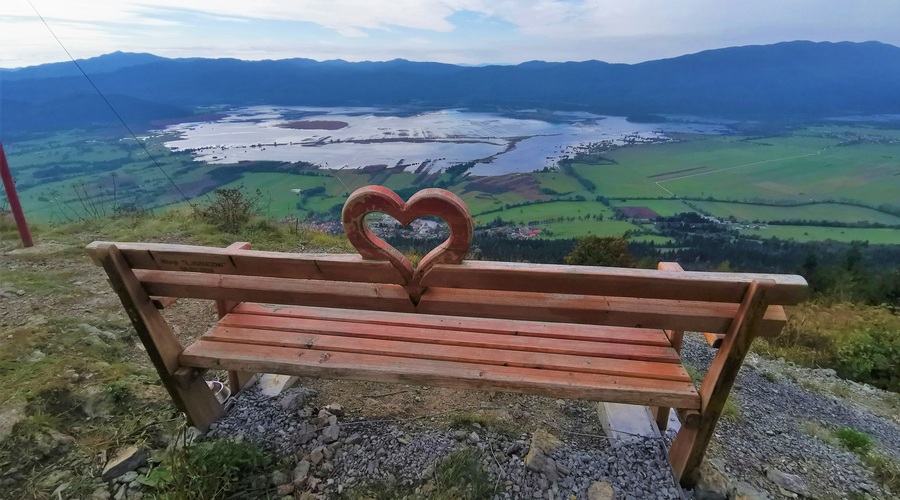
xmin=3 ymin=41 xmax=900 ymax=137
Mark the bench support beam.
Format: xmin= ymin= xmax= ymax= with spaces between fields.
xmin=102 ymin=246 xmax=223 ymax=431
xmin=217 ymin=242 xmax=258 ymax=396
xmin=669 ymin=279 xmax=774 ymax=487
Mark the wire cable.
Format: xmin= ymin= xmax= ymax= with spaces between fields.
xmin=25 ymin=0 xmax=194 ymax=208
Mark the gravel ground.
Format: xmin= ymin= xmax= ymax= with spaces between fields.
xmin=208 ymin=386 xmax=681 ymax=498
xmin=201 ymin=333 xmax=899 ymax=499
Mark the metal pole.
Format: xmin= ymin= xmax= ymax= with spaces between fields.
xmin=0 ymin=142 xmax=34 ymax=247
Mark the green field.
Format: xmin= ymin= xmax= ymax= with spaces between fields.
xmin=473 ymin=200 xmax=640 ymax=238
xmin=691 ymin=201 xmax=900 ymax=225
xmin=5 ymin=124 xmax=900 ymax=246
xmin=742 ymin=225 xmax=900 ymax=245
xmin=572 ymin=129 xmax=899 ymax=206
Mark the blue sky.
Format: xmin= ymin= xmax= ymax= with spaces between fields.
xmin=3 ymin=1 xmax=900 ymax=68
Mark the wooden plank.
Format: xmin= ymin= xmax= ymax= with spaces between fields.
xmin=217 ymin=314 xmax=681 ymax=364
xmin=205 ymin=325 xmax=690 ymax=381
xmin=133 ymin=270 xmax=417 ymax=313
xmin=227 ymin=304 xmax=674 ymax=347
xmin=420 ymin=260 xmax=807 ymax=304
xmin=180 ymin=340 xmax=701 ymax=409
xmin=86 ymin=241 xmax=406 ymax=284
xmin=101 ymin=246 xmax=223 ymax=430
xmin=417 ymin=287 xmax=788 ymax=336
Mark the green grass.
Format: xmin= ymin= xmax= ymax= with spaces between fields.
xmin=801 ymin=421 xmax=900 ymax=492
xmin=691 ymin=201 xmax=900 ymax=225
xmin=570 ymin=129 xmax=900 ymax=209
xmin=139 ymin=435 xmax=274 ymax=499
xmin=741 ymin=225 xmax=900 ymax=244
xmin=532 ymin=171 xmax=585 ymax=194
xmin=833 ymin=427 xmax=875 ymax=454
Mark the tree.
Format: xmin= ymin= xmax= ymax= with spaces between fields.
xmin=564 ymin=235 xmax=636 ymax=268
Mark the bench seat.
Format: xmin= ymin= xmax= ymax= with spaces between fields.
xmin=181 ymin=303 xmax=700 ymax=409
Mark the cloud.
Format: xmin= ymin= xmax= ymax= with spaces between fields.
xmin=3 ymin=1 xmax=900 ymax=67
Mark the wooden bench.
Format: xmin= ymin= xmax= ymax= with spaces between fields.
xmin=87 ymin=185 xmax=807 ymax=487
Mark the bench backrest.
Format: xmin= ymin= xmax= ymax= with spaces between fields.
xmin=86 ymin=186 xmax=807 ymax=335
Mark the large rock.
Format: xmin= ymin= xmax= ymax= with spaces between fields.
xmin=694 ymin=459 xmax=730 ymax=500
xmin=293 ymin=460 xmax=311 ymax=487
xmin=530 ymin=428 xmax=563 ymax=454
xmin=732 ymin=481 xmax=771 ymax=500
xmin=588 ymin=481 xmax=616 ymax=500
xmin=765 ymin=468 xmax=809 ymax=497
xmin=102 ymin=446 xmax=148 ymax=481
xmin=524 ymin=429 xmax=564 ymax=482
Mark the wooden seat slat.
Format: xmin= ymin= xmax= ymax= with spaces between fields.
xmin=422 ymin=261 xmax=808 ymax=304
xmin=232 ymin=303 xmax=674 ymax=346
xmin=205 ymin=323 xmax=690 ymax=381
xmin=418 ymin=288 xmax=788 ymax=336
xmin=180 ymin=340 xmax=701 ymax=409
xmin=224 ymin=306 xmax=676 ymax=348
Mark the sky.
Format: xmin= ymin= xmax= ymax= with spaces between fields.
xmin=2 ymin=0 xmax=900 ymax=68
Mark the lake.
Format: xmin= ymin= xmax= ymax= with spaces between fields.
xmin=161 ymin=107 xmax=727 ymax=175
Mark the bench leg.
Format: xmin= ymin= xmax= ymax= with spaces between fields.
xmin=654 ymin=329 xmax=685 ymax=433
xmin=103 ymin=246 xmax=224 ymax=431
xmin=669 ymin=280 xmax=774 ymax=487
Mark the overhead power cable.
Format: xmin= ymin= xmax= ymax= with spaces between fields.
xmin=25 ymin=0 xmax=194 ymax=208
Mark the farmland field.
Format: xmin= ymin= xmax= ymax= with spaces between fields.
xmin=742 ymin=225 xmax=900 ymax=244
xmin=690 ymin=201 xmax=900 ymax=225
xmin=4 ymin=121 xmax=900 ymax=247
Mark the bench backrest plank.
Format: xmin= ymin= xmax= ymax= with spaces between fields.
xmin=86 ymin=239 xmax=803 ymax=336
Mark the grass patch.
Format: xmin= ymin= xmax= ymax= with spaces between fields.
xmin=801 ymin=421 xmax=900 ymax=492
xmin=833 ymin=427 xmax=875 ymax=454
xmin=683 ymin=362 xmax=705 ymax=385
xmin=427 ymin=448 xmax=496 ymax=500
xmin=721 ymin=395 xmax=742 ymax=423
xmin=139 ymin=434 xmax=274 ymax=499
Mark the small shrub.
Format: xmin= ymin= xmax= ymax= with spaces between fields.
xmin=835 ymin=326 xmax=900 ymax=392
xmin=761 ymin=371 xmax=780 ymax=383
xmin=141 ymin=436 xmax=272 ymax=499
xmin=832 ymin=427 xmax=875 ymax=454
xmin=197 ymin=186 xmax=262 ymax=233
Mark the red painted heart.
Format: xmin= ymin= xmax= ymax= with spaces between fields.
xmin=341 ymin=186 xmax=473 ymax=287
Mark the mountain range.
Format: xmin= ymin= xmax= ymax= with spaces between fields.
xmin=2 ymin=40 xmax=900 ymax=138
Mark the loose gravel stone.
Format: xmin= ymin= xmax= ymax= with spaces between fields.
xmin=202 ymin=337 xmax=899 ymax=499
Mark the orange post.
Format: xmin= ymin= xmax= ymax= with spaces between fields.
xmin=0 ymin=142 xmax=34 ymax=247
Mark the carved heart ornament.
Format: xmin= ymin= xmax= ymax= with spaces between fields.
xmin=341 ymin=186 xmax=474 ymax=286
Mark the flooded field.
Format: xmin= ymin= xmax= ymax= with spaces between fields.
xmin=162 ymin=107 xmax=727 ymax=175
